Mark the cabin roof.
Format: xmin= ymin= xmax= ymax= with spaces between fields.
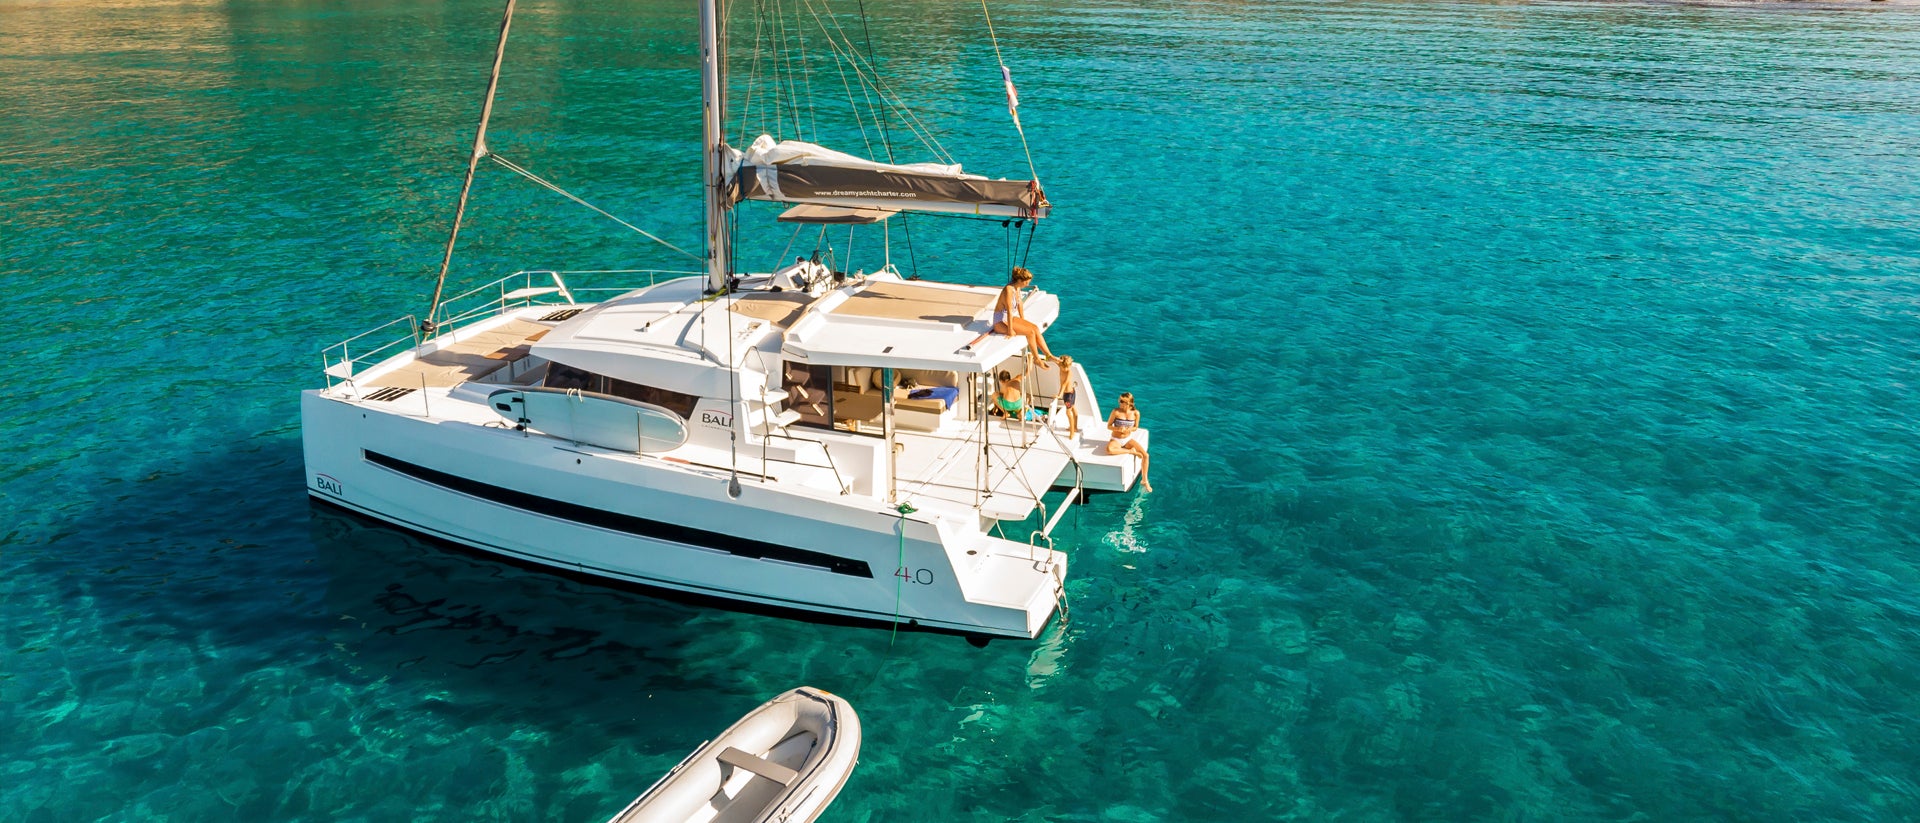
xmin=533 ymin=274 xmax=1039 ymax=382
xmin=529 ymin=278 xmax=745 ymax=396
xmin=786 ymin=278 xmax=1028 ymax=372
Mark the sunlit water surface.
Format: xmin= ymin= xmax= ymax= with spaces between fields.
xmin=4 ymin=0 xmax=1920 ymax=819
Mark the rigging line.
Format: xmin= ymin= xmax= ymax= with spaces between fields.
xmin=841 ymin=0 xmax=917 ymax=275
xmin=426 ymin=0 xmax=518 ymax=335
xmin=755 ymin=0 xmax=775 ymax=140
xmin=737 ymin=0 xmax=767 ymax=145
xmin=728 ymin=0 xmax=747 ymax=143
xmin=764 ymin=0 xmax=951 ymax=171
xmin=811 ymin=0 xmax=875 ymax=157
xmin=806 ymin=0 xmax=875 ymax=157
xmin=755 ymin=0 xmax=770 ymax=141
xmin=767 ymin=0 xmax=783 ymax=139
xmin=851 ymin=0 xmax=891 ymax=160
xmin=811 ymin=0 xmax=883 ymax=158
xmin=805 ymin=0 xmax=878 ymax=155
xmin=774 ymin=222 xmax=804 ymax=270
xmin=1006 ymin=219 xmax=1021 ymax=274
xmin=800 ymin=9 xmax=898 ymax=147
xmin=487 ymin=154 xmax=703 ymax=262
xmin=800 ymin=0 xmax=951 ymax=164
xmin=899 ymin=210 xmax=918 ymax=278
xmin=845 ymin=59 xmax=951 ymax=165
xmin=785 ymin=0 xmax=805 ymax=140
xmin=802 ymin=19 xmax=949 ymax=166
xmin=978 ymin=0 xmax=1041 ymax=183
xmin=776 ymin=0 xmax=802 ymax=140
xmin=832 ymin=1 xmax=943 ymax=162
xmin=793 ymin=1 xmax=819 ymax=142
xmin=761 ymin=0 xmax=779 ymax=141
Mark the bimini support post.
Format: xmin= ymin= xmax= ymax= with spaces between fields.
xmin=883 ymin=367 xmax=897 ymax=504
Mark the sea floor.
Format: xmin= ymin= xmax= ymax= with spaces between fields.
xmin=4 ymin=0 xmax=1919 ymax=820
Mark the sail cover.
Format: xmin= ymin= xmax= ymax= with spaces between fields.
xmin=726 ymin=135 xmax=1048 ymax=219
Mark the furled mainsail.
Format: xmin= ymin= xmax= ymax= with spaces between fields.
xmin=725 ymin=135 xmax=1049 ymax=219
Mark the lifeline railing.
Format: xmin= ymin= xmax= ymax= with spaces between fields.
xmin=760 ymin=428 xmax=851 ymax=496
xmin=319 ymin=268 xmax=699 ymax=388
xmin=891 ymin=372 xmax=1083 ymax=546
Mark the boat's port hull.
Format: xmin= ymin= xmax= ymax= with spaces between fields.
xmin=1058 ymin=428 xmax=1148 ymax=492
xmin=302 ymin=390 xmax=1062 ymax=639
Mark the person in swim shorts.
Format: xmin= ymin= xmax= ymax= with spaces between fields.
xmin=1055 ymin=355 xmax=1078 ymax=437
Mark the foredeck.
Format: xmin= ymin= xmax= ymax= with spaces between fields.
xmin=366 ymin=319 xmax=551 ymax=389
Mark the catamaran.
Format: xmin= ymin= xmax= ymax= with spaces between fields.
xmin=301 ymin=0 xmax=1146 ymax=641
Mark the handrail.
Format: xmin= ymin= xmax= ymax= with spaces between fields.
xmin=321 ymin=314 xmax=418 ymax=389
xmin=319 ymin=268 xmax=697 ymax=386
xmin=893 ymin=402 xmax=1058 ymax=518
xmin=761 ymin=428 xmax=850 ymax=495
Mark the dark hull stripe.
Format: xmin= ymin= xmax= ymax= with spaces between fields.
xmin=308 ymin=496 xmax=1025 ymax=641
xmin=362 ymin=450 xmax=873 ymax=578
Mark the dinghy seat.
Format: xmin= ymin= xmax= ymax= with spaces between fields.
xmin=717 ymin=747 xmax=799 ymax=786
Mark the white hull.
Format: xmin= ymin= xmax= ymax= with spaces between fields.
xmin=302 ymin=388 xmax=1066 ymax=639
xmin=306 ymin=0 xmax=1123 ymax=644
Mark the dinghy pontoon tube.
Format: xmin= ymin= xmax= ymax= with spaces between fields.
xmin=609 ymin=687 xmax=861 ymax=823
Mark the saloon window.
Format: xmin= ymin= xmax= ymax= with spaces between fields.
xmin=543 ymin=366 xmax=700 ymax=419
xmin=605 ymin=376 xmax=699 ymax=419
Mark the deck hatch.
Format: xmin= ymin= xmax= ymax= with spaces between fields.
xmin=364 ymin=386 xmax=417 ymax=402
xmin=361 ymin=450 xmax=873 ymax=578
xmin=539 ymin=308 xmax=585 ymax=322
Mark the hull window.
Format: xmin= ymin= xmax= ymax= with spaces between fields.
xmin=544 ymin=365 xmax=700 ymax=418
xmin=362 ymin=450 xmax=873 ymax=578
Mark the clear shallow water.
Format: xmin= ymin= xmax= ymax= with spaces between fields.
xmin=5 ymin=0 xmax=1920 ymax=819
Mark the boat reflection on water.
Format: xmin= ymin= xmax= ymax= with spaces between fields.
xmin=306 ymin=500 xmax=744 ymax=691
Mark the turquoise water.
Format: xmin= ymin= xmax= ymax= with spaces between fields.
xmin=6 ymin=0 xmax=1920 ymax=819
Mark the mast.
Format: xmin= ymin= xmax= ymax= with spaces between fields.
xmin=699 ymin=0 xmax=730 ymax=293
xmin=425 ymin=0 xmax=518 ymax=334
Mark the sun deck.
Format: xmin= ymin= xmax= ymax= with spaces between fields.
xmin=784 ymin=278 xmax=1038 ymax=372
xmin=830 ymin=279 xmax=995 ymax=324
xmin=365 ymin=318 xmax=553 ymax=389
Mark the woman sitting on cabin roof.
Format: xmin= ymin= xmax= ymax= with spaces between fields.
xmin=979 ymin=267 xmax=1058 ymax=364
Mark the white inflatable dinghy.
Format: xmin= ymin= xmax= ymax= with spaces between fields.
xmin=608 ymin=687 xmax=861 ymax=823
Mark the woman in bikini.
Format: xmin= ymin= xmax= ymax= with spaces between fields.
xmin=1106 ymin=391 xmax=1151 ymax=492
xmin=992 ymin=370 xmax=1043 ymax=422
xmin=992 ymin=267 xmax=1057 ymax=363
